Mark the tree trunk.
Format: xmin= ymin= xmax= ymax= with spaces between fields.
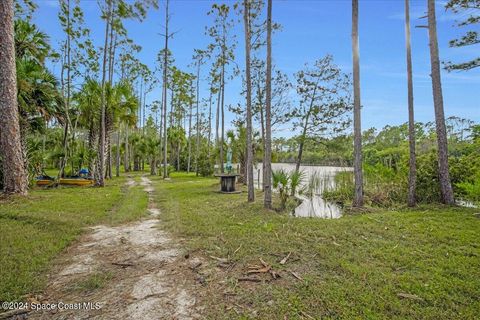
xmin=124 ymin=125 xmax=130 ymax=172
xmin=0 ymin=0 xmax=28 ymax=195
xmin=427 ymin=0 xmax=454 ymax=205
xmin=97 ymin=0 xmax=111 ymax=187
xmin=195 ymin=63 xmax=201 ymax=176
xmin=244 ymin=0 xmax=255 ymax=202
xmin=257 ymin=82 xmax=266 ymax=191
xmin=116 ymin=130 xmax=120 ymax=177
xmin=150 ymin=158 xmax=156 ymax=175
xmin=159 ymin=91 xmax=163 ymax=176
xmin=215 ymin=83 xmax=221 ymax=171
xmin=405 ymin=0 xmax=416 ymax=207
xmin=295 ymin=85 xmax=316 ymax=174
xmin=58 ymin=0 xmax=72 ymax=180
xmin=352 ymin=0 xmax=364 ymax=207
xmin=162 ymin=0 xmax=170 ymax=179
xmin=108 ymin=139 xmax=112 ymax=179
xmin=264 ymin=0 xmax=273 ymax=209
xmin=208 ymin=91 xmax=212 ymax=158
xmin=177 ymin=145 xmax=180 ymax=171
xmin=220 ymin=70 xmax=225 ymax=173
xmin=187 ymin=89 xmax=193 ymax=173
xmin=295 ymin=139 xmax=305 ymax=173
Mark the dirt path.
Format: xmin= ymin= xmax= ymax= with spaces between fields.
xmin=28 ymin=176 xmax=201 ymax=320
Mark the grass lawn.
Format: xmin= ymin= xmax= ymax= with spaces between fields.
xmin=153 ymin=173 xmax=480 ymax=319
xmin=0 ymin=173 xmax=148 ymax=301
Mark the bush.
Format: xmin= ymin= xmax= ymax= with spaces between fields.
xmin=325 ymin=150 xmax=480 ymax=206
xmin=324 ymin=164 xmax=407 ymax=207
xmin=272 ymin=169 xmax=305 ymax=210
xmin=197 ymin=151 xmax=215 ymax=177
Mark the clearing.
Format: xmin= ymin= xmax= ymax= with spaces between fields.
xmin=1 ymin=173 xmax=479 ymax=319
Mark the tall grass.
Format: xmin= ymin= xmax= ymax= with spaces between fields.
xmin=324 ymin=164 xmax=408 ymax=207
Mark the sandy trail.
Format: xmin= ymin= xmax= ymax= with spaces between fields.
xmin=28 ymin=176 xmax=200 ymax=320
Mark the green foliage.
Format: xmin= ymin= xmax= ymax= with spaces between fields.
xmin=325 ymin=119 xmax=480 ymax=206
xmin=272 ymin=169 xmax=290 ymax=209
xmin=456 ymin=179 xmax=480 ymax=203
xmin=197 ymin=150 xmax=215 ymax=177
xmin=292 ymin=55 xmax=352 ymax=142
xmin=272 ymin=169 xmax=304 ymax=210
xmin=444 ymin=0 xmax=480 ymax=71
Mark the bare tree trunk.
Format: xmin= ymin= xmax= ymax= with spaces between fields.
xmin=124 ymin=125 xmax=129 ymax=172
xmin=427 ymin=0 xmax=454 ymax=205
xmin=97 ymin=0 xmax=111 ymax=187
xmin=177 ymin=145 xmax=180 ymax=171
xmin=187 ymin=88 xmax=193 ymax=173
xmin=162 ymin=0 xmax=170 ymax=179
xmin=116 ymin=130 xmax=120 ymax=177
xmin=405 ymin=0 xmax=416 ymax=207
xmin=295 ymin=130 xmax=307 ymax=175
xmin=58 ymin=0 xmax=72 ymax=180
xmin=142 ymin=86 xmax=147 ymax=133
xmin=159 ymin=91 xmax=163 ymax=176
xmin=295 ymin=86 xmax=316 ymax=174
xmin=220 ymin=69 xmax=225 ymax=173
xmin=0 ymin=0 xmax=28 ymax=195
xmin=257 ymin=83 xmax=266 ymax=191
xmin=150 ymin=157 xmax=157 ymax=175
xmin=244 ymin=0 xmax=255 ymax=202
xmin=108 ymin=140 xmax=112 ymax=179
xmin=195 ymin=63 xmax=201 ymax=176
xmin=215 ymin=84 xmax=221 ymax=171
xmin=352 ymin=0 xmax=364 ymax=207
xmin=207 ymin=91 xmax=212 ymax=158
xmin=264 ymin=0 xmax=273 ymax=209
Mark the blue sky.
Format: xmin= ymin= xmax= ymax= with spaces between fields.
xmin=34 ymin=0 xmax=479 ymax=137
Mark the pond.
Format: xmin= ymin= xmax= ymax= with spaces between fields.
xmin=254 ymin=163 xmax=352 ymax=219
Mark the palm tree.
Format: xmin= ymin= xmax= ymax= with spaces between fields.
xmin=352 ymin=0 xmax=364 ymax=207
xmin=14 ymin=20 xmax=50 ymax=64
xmin=0 ymin=0 xmax=28 ymax=194
xmin=427 ymin=0 xmax=455 ymax=204
xmin=76 ymin=80 xmax=101 ymax=175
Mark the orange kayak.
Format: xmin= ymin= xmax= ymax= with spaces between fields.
xmin=59 ymin=178 xmax=94 ymax=186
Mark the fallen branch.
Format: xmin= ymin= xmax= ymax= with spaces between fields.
xmin=238 ymin=277 xmax=262 ymax=282
xmin=233 ymin=245 xmax=242 ymax=255
xmin=112 ymin=262 xmax=135 ymax=267
xmin=247 ymin=266 xmax=270 ymax=274
xmin=289 ymin=270 xmax=303 ymax=281
xmin=269 ymin=269 xmax=281 ymax=279
xmin=259 ymin=258 xmax=269 ymax=268
xmin=189 ymin=262 xmax=202 ymax=270
xmin=299 ymin=311 xmax=315 ymax=319
xmin=280 ymin=252 xmax=292 ymax=265
xmin=210 ymin=255 xmax=229 ymax=263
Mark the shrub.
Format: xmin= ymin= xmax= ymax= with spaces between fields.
xmin=272 ymin=169 xmax=305 ymax=210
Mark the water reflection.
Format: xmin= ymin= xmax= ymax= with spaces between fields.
xmin=254 ymin=163 xmax=352 ymax=219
